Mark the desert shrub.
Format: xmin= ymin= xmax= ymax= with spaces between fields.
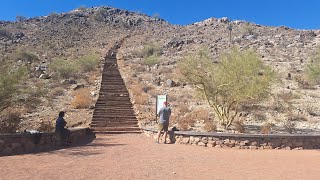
xmin=29 ymin=81 xmax=49 ymax=98
xmin=152 ymin=13 xmax=161 ymax=19
xmin=179 ymin=47 xmax=275 ymax=129
xmin=295 ymin=75 xmax=314 ymax=89
xmin=233 ymin=120 xmax=245 ymax=133
xmin=178 ymin=121 xmax=189 ymax=131
xmin=93 ymin=8 xmax=108 ymax=22
xmin=306 ymin=103 xmax=318 ymax=116
xmin=242 ymin=23 xmax=255 ymax=36
xmin=177 ymin=114 xmax=194 ymax=131
xmin=143 ymin=55 xmax=159 ymax=66
xmin=253 ymin=111 xmax=267 ymax=121
xmin=139 ymin=43 xmax=162 ymax=66
xmin=203 ymin=120 xmax=217 ymax=132
xmin=134 ymin=93 xmax=149 ymax=105
xmin=15 ymin=51 xmax=39 ymax=63
xmin=49 ymin=59 xmax=77 ymax=79
xmin=174 ymin=104 xmax=189 ymax=117
xmin=177 ymin=113 xmax=196 ymax=131
xmin=0 ymin=28 xmax=12 ymax=39
xmin=287 ymin=112 xmax=308 ymax=122
xmin=78 ymin=53 xmax=100 ymax=72
xmin=140 ymin=43 xmax=163 ymax=58
xmin=277 ymin=92 xmax=300 ymax=102
xmin=0 ymin=109 xmax=21 ymax=134
xmin=283 ymin=119 xmax=296 ymax=134
xmin=49 ymin=87 xmax=65 ymax=98
xmin=37 ymin=120 xmax=55 ymax=132
xmin=130 ymin=84 xmax=149 ymax=105
xmin=16 ymin=16 xmax=27 ymax=22
xmin=158 ymin=66 xmax=173 ymax=75
xmin=306 ymin=47 xmax=320 ymax=84
xmin=191 ymin=108 xmax=209 ymax=121
xmin=270 ymin=98 xmax=288 ymax=113
xmin=77 ymin=6 xmax=87 ymax=11
xmin=260 ymin=122 xmax=273 ymax=134
xmin=0 ymin=66 xmax=28 ymax=112
xmin=71 ymin=88 xmax=92 ymax=109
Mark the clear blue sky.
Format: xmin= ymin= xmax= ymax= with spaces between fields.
xmin=0 ymin=0 xmax=319 ymax=30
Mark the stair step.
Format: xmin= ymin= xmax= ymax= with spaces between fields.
xmin=92 ymin=127 xmax=141 ymax=131
xmin=90 ymin=124 xmax=139 ymax=127
xmin=92 ymin=118 xmax=137 ymax=121
xmin=91 ymin=119 xmax=137 ymax=122
xmin=93 ymin=108 xmax=134 ymax=110
xmin=93 ymin=117 xmax=136 ymax=119
xmin=93 ymin=115 xmax=136 ymax=117
xmin=93 ymin=131 xmax=141 ymax=134
xmin=92 ymin=42 xmax=141 ymax=133
xmin=93 ymin=113 xmax=135 ymax=116
xmin=96 ymin=99 xmax=131 ymax=102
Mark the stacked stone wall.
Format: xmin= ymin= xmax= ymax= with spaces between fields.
xmin=143 ymin=128 xmax=320 ymax=150
xmin=0 ymin=128 xmax=95 ymax=156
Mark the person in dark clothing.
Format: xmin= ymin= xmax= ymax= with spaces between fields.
xmin=55 ymin=111 xmax=71 ymax=145
xmin=156 ymin=102 xmax=171 ymax=144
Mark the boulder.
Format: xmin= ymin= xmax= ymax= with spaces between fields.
xmin=166 ymin=79 xmax=176 ymax=87
xmin=39 ymin=73 xmax=51 ymax=79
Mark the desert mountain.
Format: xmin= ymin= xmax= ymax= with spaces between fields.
xmin=1 ymin=6 xmax=320 ymax=134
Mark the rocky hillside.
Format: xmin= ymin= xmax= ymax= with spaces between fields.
xmin=1 ymin=6 xmax=320 ymax=134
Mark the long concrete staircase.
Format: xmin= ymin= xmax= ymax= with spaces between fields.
xmin=91 ymin=42 xmax=140 ymax=134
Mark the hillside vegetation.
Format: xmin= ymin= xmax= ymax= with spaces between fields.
xmin=1 ymin=6 xmax=320 ymax=134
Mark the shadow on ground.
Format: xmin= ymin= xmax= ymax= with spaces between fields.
xmin=41 ymin=135 xmax=126 ymax=157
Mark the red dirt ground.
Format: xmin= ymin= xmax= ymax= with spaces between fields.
xmin=1 ymin=133 xmax=320 ymax=180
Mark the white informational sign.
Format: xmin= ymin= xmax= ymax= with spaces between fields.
xmin=156 ymin=95 xmax=167 ymax=114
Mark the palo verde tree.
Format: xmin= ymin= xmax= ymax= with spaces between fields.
xmin=178 ymin=47 xmax=274 ymax=129
xmin=306 ymin=47 xmax=320 ymax=84
xmin=0 ymin=65 xmax=28 ymax=112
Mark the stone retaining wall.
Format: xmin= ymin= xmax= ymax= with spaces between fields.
xmin=0 ymin=127 xmax=95 ymax=156
xmin=143 ymin=127 xmax=320 ymax=150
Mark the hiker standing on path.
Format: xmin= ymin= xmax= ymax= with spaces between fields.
xmin=156 ymin=102 xmax=171 ymax=144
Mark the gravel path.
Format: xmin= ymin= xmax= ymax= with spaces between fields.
xmin=1 ymin=133 xmax=320 ymax=180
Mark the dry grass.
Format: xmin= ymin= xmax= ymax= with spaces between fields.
xmin=86 ymin=71 xmax=99 ymax=85
xmin=253 ymin=111 xmax=267 ymax=121
xmin=49 ymin=87 xmax=65 ymax=99
xmin=277 ymin=92 xmax=296 ymax=102
xmin=174 ymin=113 xmax=196 ymax=131
xmin=37 ymin=120 xmax=55 ymax=132
xmin=71 ymin=88 xmax=92 ymax=109
xmin=203 ymin=120 xmax=217 ymax=132
xmin=0 ymin=108 xmax=22 ymax=134
xmin=295 ymin=75 xmax=316 ymax=89
xmin=130 ymin=84 xmax=149 ymax=105
xmin=176 ymin=104 xmax=189 ymax=115
xmin=158 ymin=66 xmax=173 ymax=75
xmin=283 ymin=119 xmax=296 ymax=134
xmin=305 ymin=103 xmax=319 ymax=116
xmin=233 ymin=120 xmax=245 ymax=133
xmin=191 ymin=108 xmax=209 ymax=121
xmin=260 ymin=122 xmax=273 ymax=134
xmin=287 ymin=112 xmax=308 ymax=122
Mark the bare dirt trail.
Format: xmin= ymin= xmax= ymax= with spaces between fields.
xmin=1 ymin=133 xmax=320 ymax=180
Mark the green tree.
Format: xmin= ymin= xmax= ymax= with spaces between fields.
xmin=306 ymin=47 xmax=320 ymax=84
xmin=179 ymin=47 xmax=274 ymax=128
xmin=0 ymin=66 xmax=28 ymax=112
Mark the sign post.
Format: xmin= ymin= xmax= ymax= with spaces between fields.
xmin=156 ymin=95 xmax=167 ymax=123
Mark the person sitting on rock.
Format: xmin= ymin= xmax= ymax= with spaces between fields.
xmin=55 ymin=111 xmax=71 ymax=145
